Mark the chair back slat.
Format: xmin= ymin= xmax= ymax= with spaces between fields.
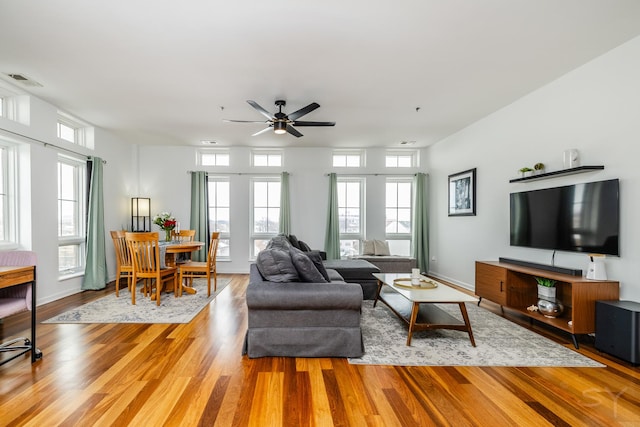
xmin=171 ymin=229 xmax=196 ymax=242
xmin=208 ymin=232 xmax=220 ymax=270
xmin=110 ymin=230 xmax=131 ymax=268
xmin=126 ymin=232 xmax=162 ymax=276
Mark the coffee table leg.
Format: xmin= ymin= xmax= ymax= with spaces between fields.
xmin=458 ymin=302 xmax=476 ymax=347
xmin=373 ymin=279 xmax=383 ymax=308
xmin=406 ymin=303 xmax=420 ymax=346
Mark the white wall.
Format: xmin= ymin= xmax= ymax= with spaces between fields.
xmin=0 ymin=89 xmax=133 ymax=305
xmin=425 ymin=35 xmax=640 ymax=301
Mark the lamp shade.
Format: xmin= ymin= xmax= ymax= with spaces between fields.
xmin=274 ymin=121 xmax=286 ymax=134
xmin=131 ymin=197 xmax=151 ymax=231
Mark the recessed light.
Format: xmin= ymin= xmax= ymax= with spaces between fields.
xmin=201 ymin=140 xmax=217 ymax=145
xmin=400 ymin=140 xmax=416 ymax=145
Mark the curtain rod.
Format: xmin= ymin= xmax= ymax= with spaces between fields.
xmin=186 ymin=171 xmax=287 ymax=175
xmin=0 ymin=128 xmax=106 ymax=163
xmin=324 ymin=173 xmax=420 ymax=176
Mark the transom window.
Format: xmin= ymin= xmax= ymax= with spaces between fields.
xmin=252 ymin=151 xmax=282 ymax=167
xmin=385 ymin=151 xmax=417 ymax=168
xmin=333 ymin=151 xmax=363 ymax=168
xmin=251 ymin=178 xmax=281 ymax=257
xmin=0 ymin=140 xmax=17 ymax=246
xmin=58 ymin=156 xmax=86 ymax=276
xmin=56 ymin=111 xmax=94 ymax=148
xmin=199 ymin=150 xmax=230 ymax=166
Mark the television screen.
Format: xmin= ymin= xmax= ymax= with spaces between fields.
xmin=510 ymin=179 xmax=619 ymax=256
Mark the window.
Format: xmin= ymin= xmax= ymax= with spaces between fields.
xmin=58 ymin=156 xmax=86 ymax=276
xmin=208 ymin=177 xmax=230 ymax=258
xmin=0 ymin=141 xmax=17 ymax=246
xmin=333 ymin=151 xmax=363 ymax=168
xmin=385 ymin=178 xmax=413 ymax=256
xmin=337 ymin=178 xmax=364 ymax=257
xmin=0 ymin=96 xmax=3 ymax=117
xmin=385 ymin=151 xmax=417 ymax=168
xmin=199 ymin=150 xmax=230 ymax=166
xmin=251 ymin=178 xmax=281 ymax=257
xmin=56 ymin=111 xmax=94 ymax=148
xmin=252 ymin=151 xmax=282 ymax=167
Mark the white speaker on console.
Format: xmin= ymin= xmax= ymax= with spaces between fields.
xmin=586 ymin=254 xmax=607 ymax=280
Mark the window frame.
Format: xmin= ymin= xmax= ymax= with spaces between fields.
xmin=57 ymin=155 xmax=86 ymax=277
xmin=207 ymin=176 xmax=231 ymax=260
xmin=332 ymin=150 xmax=364 ymax=168
xmin=56 ymin=111 xmax=94 ymax=149
xmin=0 ymin=140 xmax=18 ymax=248
xmin=337 ymin=177 xmax=365 ymax=258
xmin=385 ymin=150 xmax=418 ymax=168
xmin=250 ymin=176 xmax=281 ymax=258
xmin=251 ymin=150 xmax=283 ymax=167
xmin=198 ymin=149 xmax=230 ymax=167
xmin=385 ymin=177 xmax=413 ymax=256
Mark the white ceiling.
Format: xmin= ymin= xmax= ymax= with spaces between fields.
xmin=1 ymin=1 xmax=640 ymax=148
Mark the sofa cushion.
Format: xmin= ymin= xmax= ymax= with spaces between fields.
xmin=287 ymin=234 xmax=301 ymax=250
xmin=256 ymin=248 xmax=299 ymax=282
xmin=362 ymin=239 xmax=391 ymax=256
xmin=267 ymin=235 xmax=292 ymax=251
xmin=289 ymin=247 xmax=327 ymax=283
xmin=297 ymin=240 xmax=312 ymax=252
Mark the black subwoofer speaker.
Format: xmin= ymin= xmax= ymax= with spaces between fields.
xmin=595 ymin=300 xmax=640 ymax=364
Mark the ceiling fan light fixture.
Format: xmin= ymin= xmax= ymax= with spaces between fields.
xmin=273 ymin=121 xmax=287 ymax=134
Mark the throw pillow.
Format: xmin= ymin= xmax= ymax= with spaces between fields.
xmin=297 ymin=240 xmax=312 ymax=252
xmin=266 ymin=235 xmax=292 ymax=251
xmin=362 ymin=239 xmax=375 ymax=255
xmin=306 ymin=250 xmax=331 ymax=281
xmin=289 ymin=246 xmax=328 ymax=283
xmin=256 ymin=248 xmax=299 ymax=282
xmin=373 ymin=239 xmax=391 ymax=256
xmin=287 ymin=234 xmax=301 ymax=250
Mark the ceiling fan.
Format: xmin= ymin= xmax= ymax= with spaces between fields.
xmin=224 ymin=100 xmax=336 ymax=137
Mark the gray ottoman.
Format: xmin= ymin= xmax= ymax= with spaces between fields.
xmin=323 ymin=259 xmax=380 ymax=299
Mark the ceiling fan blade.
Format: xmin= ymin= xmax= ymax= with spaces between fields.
xmin=286 ymin=124 xmax=303 ymax=138
xmin=252 ymin=127 xmax=273 ymax=137
xmin=291 ymin=120 xmax=336 ymax=127
xmin=287 ymin=102 xmax=320 ymax=121
xmin=223 ymin=119 xmax=268 ymax=123
xmin=247 ymin=100 xmax=274 ymax=120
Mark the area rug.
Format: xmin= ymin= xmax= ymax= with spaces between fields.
xmin=43 ymin=278 xmax=230 ymax=324
xmin=349 ymin=300 xmax=603 ymax=367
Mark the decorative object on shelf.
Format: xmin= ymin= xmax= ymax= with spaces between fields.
xmin=563 ymin=149 xmax=579 ymax=169
xmin=131 ymin=197 xmax=151 ymax=232
xmin=537 ymin=298 xmax=565 ymax=318
xmin=153 ymin=212 xmax=177 ymax=241
xmin=533 ymin=163 xmax=545 ymax=174
xmin=586 ymin=254 xmax=607 ymax=280
xmin=535 ymin=277 xmax=557 ymax=299
xmin=518 ymin=167 xmax=533 ymax=177
xmin=527 ymin=304 xmax=539 ymax=312
xmin=448 ymin=168 xmax=476 ymax=216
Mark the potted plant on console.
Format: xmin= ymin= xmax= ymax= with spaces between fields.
xmin=535 ymin=277 xmax=564 ymax=318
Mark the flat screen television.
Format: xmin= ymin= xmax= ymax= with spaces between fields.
xmin=510 ymin=179 xmax=619 ymax=256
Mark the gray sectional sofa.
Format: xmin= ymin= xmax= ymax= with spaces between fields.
xmin=243 ymin=236 xmax=364 ymax=358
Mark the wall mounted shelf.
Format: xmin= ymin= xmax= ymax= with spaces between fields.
xmin=509 ymin=165 xmax=604 ymax=183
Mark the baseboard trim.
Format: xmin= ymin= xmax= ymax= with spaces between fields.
xmin=498 ymin=257 xmax=583 ymax=277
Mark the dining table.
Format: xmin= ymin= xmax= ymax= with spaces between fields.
xmin=163 ymin=240 xmax=204 ymax=295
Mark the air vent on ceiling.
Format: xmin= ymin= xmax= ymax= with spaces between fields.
xmin=5 ymin=73 xmax=43 ymax=87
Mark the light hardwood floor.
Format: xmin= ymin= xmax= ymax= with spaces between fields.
xmin=1 ymin=274 xmax=639 ymax=426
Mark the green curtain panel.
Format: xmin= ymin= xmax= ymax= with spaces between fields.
xmin=82 ymin=157 xmax=108 ymax=290
xmin=411 ymin=172 xmax=429 ymax=273
xmin=279 ymin=171 xmax=291 ymax=235
xmin=324 ymin=173 xmax=340 ymax=260
xmin=190 ymin=171 xmax=209 ymax=262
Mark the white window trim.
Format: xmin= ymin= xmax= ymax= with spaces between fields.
xmin=207 ymin=176 xmax=231 ymax=260
xmin=337 ymin=177 xmax=365 ymax=257
xmin=249 ymin=176 xmax=281 ymax=258
xmin=0 ymin=139 xmax=18 ymax=249
xmin=57 ymin=111 xmax=94 ymax=149
xmin=251 ymin=149 xmax=283 ymax=167
xmin=385 ymin=150 xmax=419 ymax=168
xmin=198 ymin=148 xmax=230 ymax=167
xmin=385 ymin=177 xmax=413 ymax=242
xmin=332 ymin=149 xmax=365 ymax=168
xmin=58 ymin=155 xmax=86 ymax=277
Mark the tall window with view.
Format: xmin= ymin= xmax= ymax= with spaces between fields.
xmin=337 ymin=178 xmax=364 ymax=257
xmin=208 ymin=178 xmax=230 ymax=258
xmin=386 ymin=178 xmax=413 ymax=256
xmin=251 ymin=178 xmax=280 ymax=257
xmin=57 ymin=157 xmax=86 ymax=275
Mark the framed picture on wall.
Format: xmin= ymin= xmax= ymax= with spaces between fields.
xmin=448 ymin=168 xmax=476 ymax=216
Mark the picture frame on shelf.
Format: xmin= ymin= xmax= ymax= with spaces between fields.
xmin=448 ymin=168 xmax=476 ymax=216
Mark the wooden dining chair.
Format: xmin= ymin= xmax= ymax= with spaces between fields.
xmin=171 ymin=229 xmax=196 ymax=242
xmin=125 ymin=232 xmax=178 ymax=305
xmin=110 ymin=230 xmax=134 ymax=297
xmin=178 ymin=232 xmax=220 ymax=297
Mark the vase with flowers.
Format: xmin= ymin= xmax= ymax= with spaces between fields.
xmin=153 ymin=212 xmax=176 ymax=241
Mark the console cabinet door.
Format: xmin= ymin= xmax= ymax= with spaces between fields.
xmin=475 ymin=262 xmax=507 ymax=306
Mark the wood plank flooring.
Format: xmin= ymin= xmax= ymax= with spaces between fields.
xmin=1 ymin=274 xmax=639 ymax=426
